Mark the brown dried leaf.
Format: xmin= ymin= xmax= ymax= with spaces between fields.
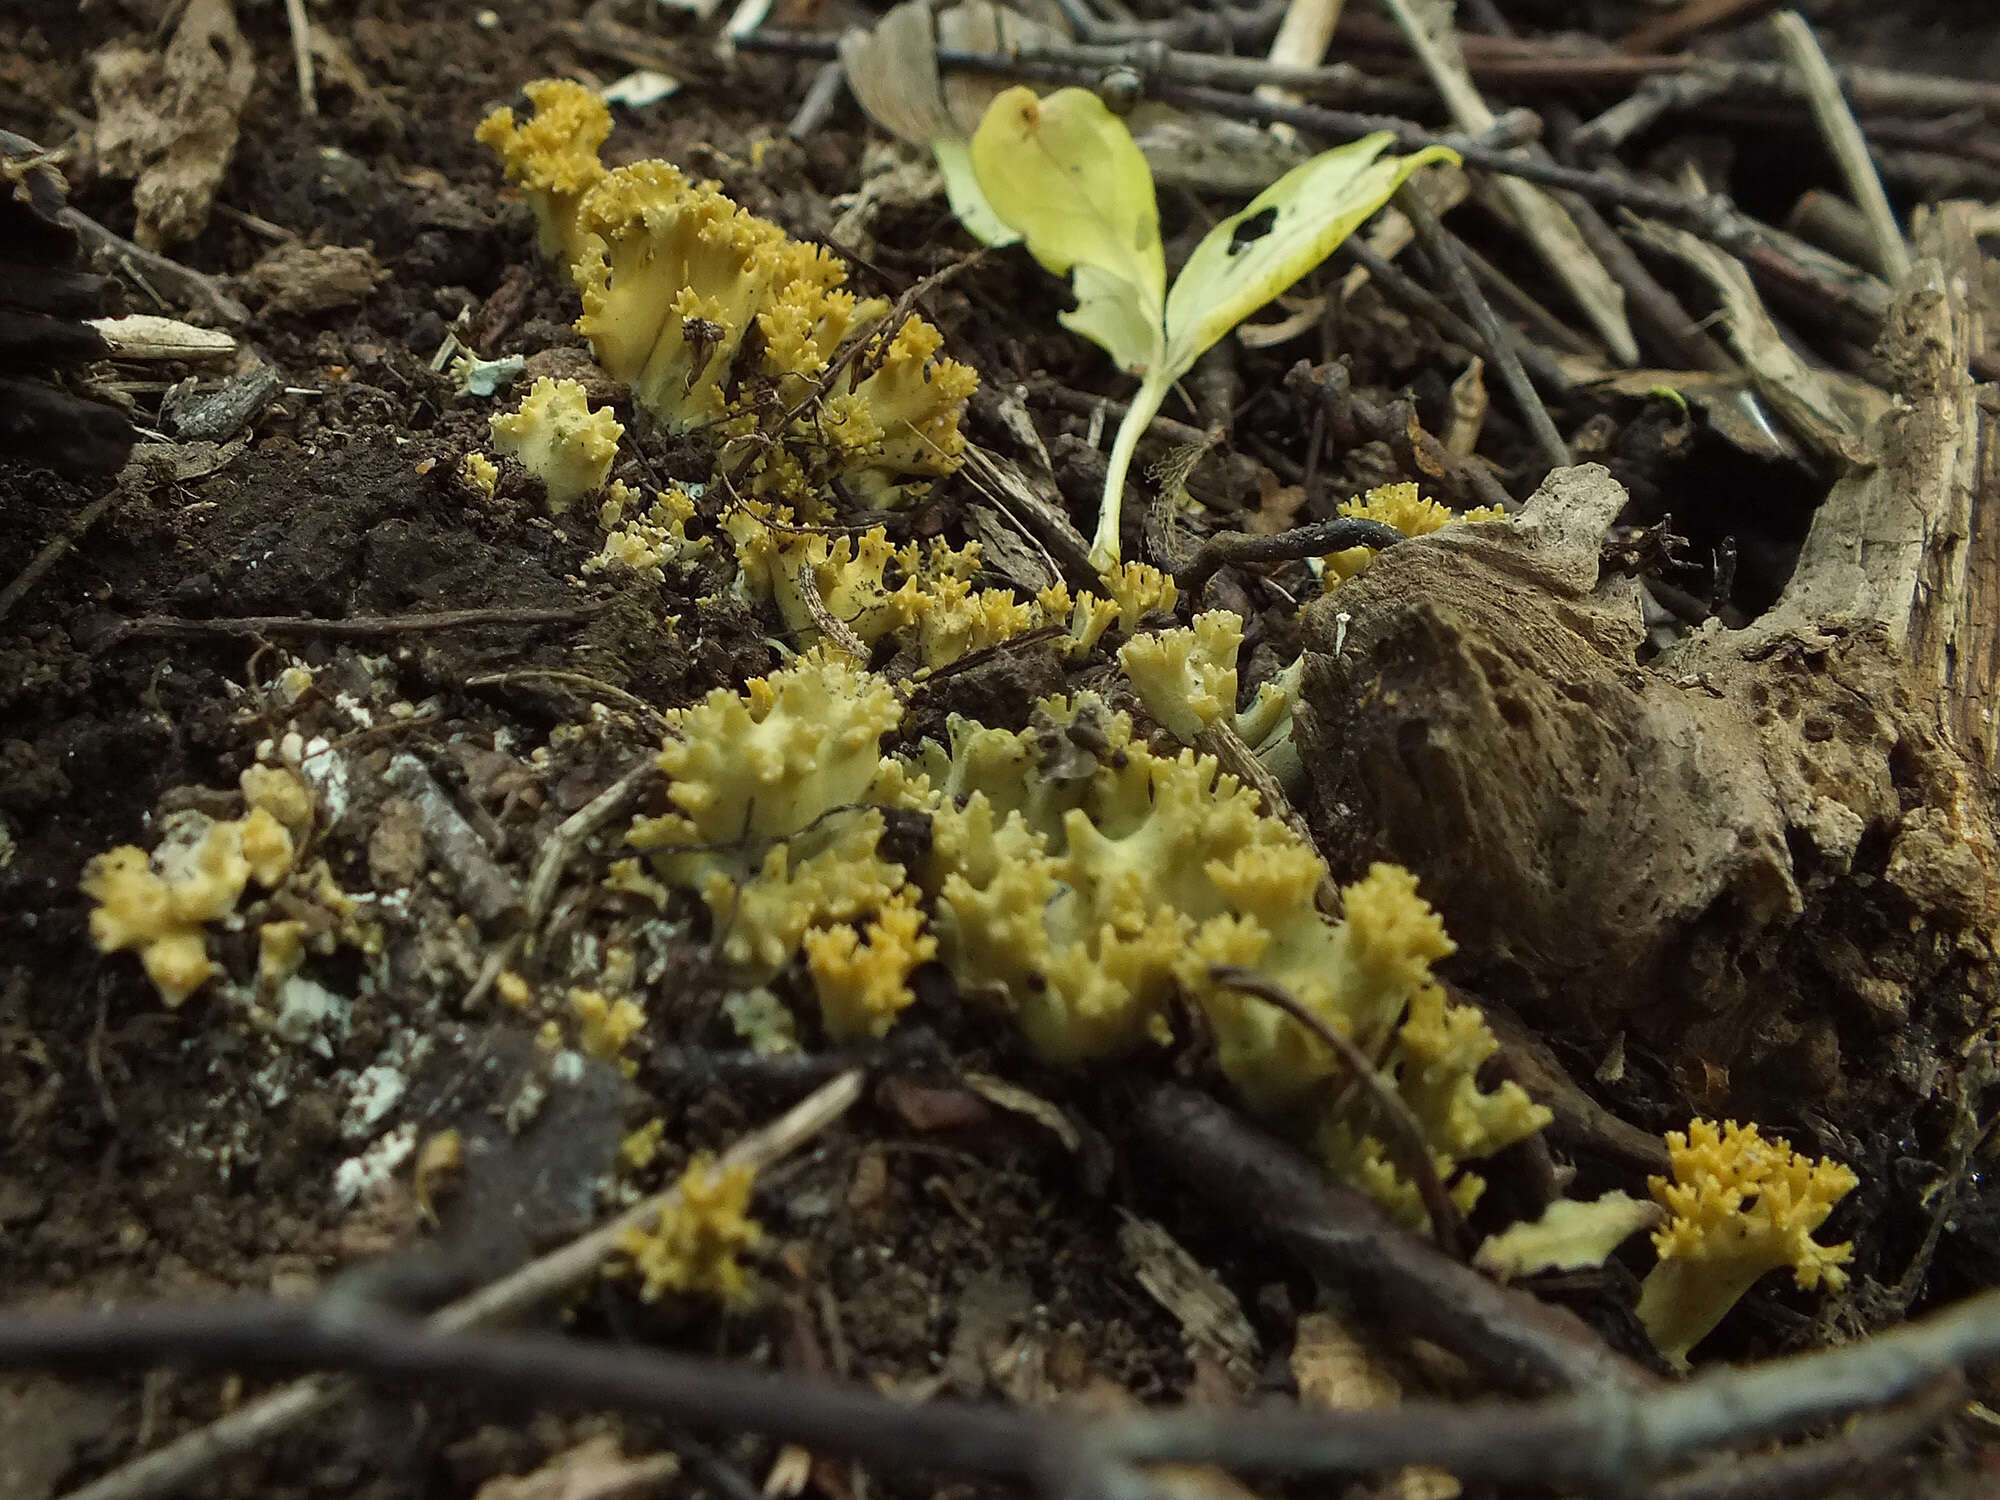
xmin=91 ymin=0 xmax=253 ymax=250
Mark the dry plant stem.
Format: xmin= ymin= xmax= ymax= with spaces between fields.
xmin=1573 ymin=71 xmax=1734 ymax=157
xmin=1395 ymin=185 xmax=1571 ymax=471
xmin=23 ymin=1246 xmax=2000 ymax=1495
xmin=465 ymin=668 xmax=670 ymax=735
xmin=1134 ymin=1082 xmax=1660 ymax=1399
xmin=1554 ymin=190 xmax=1737 ymax=374
xmin=1449 ymin=230 xmax=1602 ymax=359
xmin=1256 ymin=0 xmax=1347 ymax=130
xmin=57 ymin=207 xmax=250 ymax=327
xmin=1206 ymin=966 xmax=1469 ymax=1256
xmin=756 ymin=26 xmax=2000 ymax=124
xmin=1769 ymin=11 xmax=1910 ymax=282
xmin=114 ymin=603 xmax=609 ymax=641
xmin=281 ymin=0 xmax=317 ymax=116
xmin=1644 ymin=1375 xmax=1964 ymax=1500
xmin=1284 ymin=360 xmax=1518 ymax=515
xmin=1175 ymin=516 xmax=1405 ymax=602
xmin=786 ymin=60 xmax=847 ymax=140
xmin=1378 ymin=0 xmax=1639 ymax=365
xmin=523 ymin=761 xmax=659 ymax=928
xmin=57 ymin=1072 xmax=864 ymax=1500
xmin=1335 ymin=237 xmax=1573 ymax=395
xmin=1623 ymin=0 xmax=1783 ymax=55
xmin=0 ymin=482 xmax=123 ymax=626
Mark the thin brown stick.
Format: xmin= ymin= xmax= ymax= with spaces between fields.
xmin=1623 ymin=0 xmax=1782 ymax=55
xmin=58 ymin=208 xmax=250 ymax=327
xmin=465 ymin=669 xmax=670 ymax=736
xmin=1556 ymin=188 xmax=1737 ymax=374
xmin=1207 ymin=966 xmax=1468 ymax=1255
xmin=1769 ymin=11 xmax=1910 ymax=281
xmin=1395 ymin=186 xmax=1572 ymax=471
xmin=1283 ymin=359 xmax=1518 ymax=516
xmin=19 ymin=1243 xmax=2000 ymax=1497
xmin=1645 ymin=1374 xmax=1965 ymax=1500
xmin=1175 ymin=515 xmax=1406 ymax=603
xmin=111 ymin=603 xmax=609 ymax=642
xmin=1133 ymin=1082 xmax=1662 ymax=1397
xmin=0 ymin=481 xmax=124 ymax=626
xmin=1335 ymin=237 xmax=1573 ymax=395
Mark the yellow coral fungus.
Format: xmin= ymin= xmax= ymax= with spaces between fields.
xmin=461 ymin=451 xmax=499 ymax=498
xmin=240 ymin=765 xmax=313 ymax=837
xmin=1119 ymin=610 xmax=1241 ymax=742
xmin=1098 ymin=561 xmax=1179 ymax=632
xmin=81 ymin=809 xmax=297 ymax=1007
xmin=898 ymin=693 xmax=1542 ymax=1219
xmin=727 ymin=507 xmax=926 ymax=657
xmin=1316 ymin=981 xmax=1549 ymax=1231
xmin=1323 ymin=481 xmax=1506 ymax=585
xmin=1637 ymin=1119 xmax=1859 ymax=1366
xmin=489 ymin=376 xmax=623 ymax=512
xmin=727 ymin=509 xmax=1030 ymax=670
xmin=804 ymin=887 xmax=937 ymax=1042
xmin=571 ymin=162 xmax=842 ymax=431
xmin=475 ymin=78 xmax=611 ymax=264
xmin=629 ymin=652 xmax=908 ymax=979
xmin=834 ymin=317 xmax=981 ymax=508
xmin=569 ymin=987 xmax=647 ymax=1073
xmin=480 ymin=86 xmax=977 ymax=506
xmin=617 ymin=1155 xmax=764 ymax=1308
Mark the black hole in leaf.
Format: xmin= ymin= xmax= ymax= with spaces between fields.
xmin=1229 ymin=207 xmax=1277 ymax=255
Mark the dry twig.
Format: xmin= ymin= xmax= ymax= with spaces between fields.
xmin=109 ymin=603 xmax=610 ymax=643
xmin=1207 ymin=966 xmax=1469 ymax=1256
xmin=1769 ymin=10 xmax=1910 ymax=281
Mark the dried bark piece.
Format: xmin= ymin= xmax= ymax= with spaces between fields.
xmin=1295 ymin=208 xmax=1998 ymax=1120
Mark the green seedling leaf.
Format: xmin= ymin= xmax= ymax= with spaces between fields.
xmin=933 ymin=139 xmax=1017 ymax=249
xmin=971 ymin=89 xmax=1457 ymax=568
xmin=969 ymin=85 xmax=1165 ymax=377
xmin=1163 ymin=135 xmax=1459 ymax=374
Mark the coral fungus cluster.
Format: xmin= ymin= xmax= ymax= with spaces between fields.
xmin=478 ymin=79 xmax=976 ymax=514
xmin=619 ymin=644 xmax=1547 ymax=1228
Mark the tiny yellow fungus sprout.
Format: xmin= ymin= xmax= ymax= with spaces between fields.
xmin=460 ymin=451 xmax=499 ymax=498
xmin=569 ymin=988 xmax=647 ymax=1074
xmin=1323 ymin=481 xmax=1506 ymax=585
xmin=474 ymin=78 xmax=611 ymax=264
xmin=589 ymin=481 xmax=708 ymax=581
xmin=257 ymin=918 xmax=309 ymax=989
xmin=803 ymin=888 xmax=937 ymax=1042
xmin=489 ymin=376 xmax=622 ymax=513
xmin=240 ymin=765 xmax=313 ymax=837
xmin=616 ymin=1155 xmax=764 ymax=1309
xmin=620 ymin=1118 xmax=667 ymax=1172
xmin=1637 ymin=1119 xmax=1858 ymax=1366
xmin=81 ymin=809 xmax=297 ymax=1007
